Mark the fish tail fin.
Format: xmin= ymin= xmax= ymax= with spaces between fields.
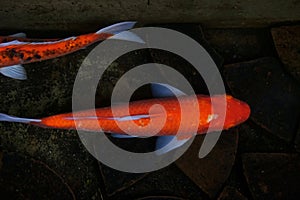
xmin=96 ymin=21 xmax=136 ymax=35
xmin=96 ymin=21 xmax=144 ymax=43
xmin=0 ymin=113 xmax=41 ymax=124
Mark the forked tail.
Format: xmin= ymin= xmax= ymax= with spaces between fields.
xmin=0 ymin=113 xmax=41 ymax=124
xmin=96 ymin=21 xmax=144 ymax=43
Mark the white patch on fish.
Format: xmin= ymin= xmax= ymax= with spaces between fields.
xmin=207 ymin=114 xmax=219 ymax=123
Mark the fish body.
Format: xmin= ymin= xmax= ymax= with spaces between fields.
xmin=0 ymin=21 xmax=142 ymax=79
xmin=0 ymin=33 xmax=113 ymax=67
xmin=0 ymin=82 xmax=250 ymax=154
xmin=2 ymin=95 xmax=250 ymax=137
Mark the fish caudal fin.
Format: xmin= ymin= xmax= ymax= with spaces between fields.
xmin=0 ymin=65 xmax=27 ymax=80
xmin=96 ymin=21 xmax=144 ymax=43
xmin=0 ymin=113 xmax=41 ymax=124
xmin=109 ymin=31 xmax=144 ymax=43
xmin=96 ymin=21 xmax=136 ymax=34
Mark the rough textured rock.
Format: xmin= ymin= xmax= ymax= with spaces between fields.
xmin=271 ymin=25 xmax=300 ymax=82
xmin=223 ymin=57 xmax=300 ymax=142
xmin=0 ymin=0 xmax=300 ymax=32
xmin=242 ymin=153 xmax=300 ymax=200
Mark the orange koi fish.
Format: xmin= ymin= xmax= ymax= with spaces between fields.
xmin=0 ymin=83 xmax=250 ymax=154
xmin=0 ymin=21 xmax=142 ymax=80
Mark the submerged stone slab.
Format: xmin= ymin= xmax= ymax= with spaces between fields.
xmin=99 ymin=163 xmax=148 ymax=197
xmin=106 ymin=164 xmax=208 ymax=200
xmin=238 ymin=123 xmax=293 ymax=153
xmin=294 ymin=125 xmax=300 ymax=152
xmin=97 ymin=137 xmax=155 ymax=197
xmin=176 ymin=129 xmax=238 ymax=198
xmin=148 ymin=24 xmax=223 ymax=96
xmin=223 ymin=57 xmax=300 ymax=142
xmin=271 ymin=26 xmax=300 ymax=82
xmin=242 ymin=153 xmax=300 ymax=199
xmin=203 ymin=28 xmax=275 ymax=64
xmin=217 ymin=186 xmax=247 ymax=200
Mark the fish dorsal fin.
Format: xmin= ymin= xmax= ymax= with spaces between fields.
xmin=0 ymin=65 xmax=27 ymax=80
xmin=151 ymin=83 xmax=186 ymax=98
xmin=155 ymin=136 xmax=191 ymax=155
xmin=0 ymin=40 xmax=28 ymax=47
xmin=9 ymin=32 xmax=27 ymax=38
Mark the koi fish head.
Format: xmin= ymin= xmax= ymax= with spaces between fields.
xmin=200 ymin=95 xmax=250 ymax=133
xmin=222 ymin=95 xmax=251 ymax=130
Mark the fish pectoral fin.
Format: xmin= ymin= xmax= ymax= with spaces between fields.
xmin=9 ymin=32 xmax=27 ymax=38
xmin=111 ymin=134 xmax=138 ymax=138
xmin=155 ymin=135 xmax=192 ymax=155
xmin=0 ymin=65 xmax=27 ymax=80
xmin=151 ymin=83 xmax=186 ymax=98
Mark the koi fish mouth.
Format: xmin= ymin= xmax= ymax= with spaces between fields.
xmin=224 ymin=96 xmax=251 ymax=129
